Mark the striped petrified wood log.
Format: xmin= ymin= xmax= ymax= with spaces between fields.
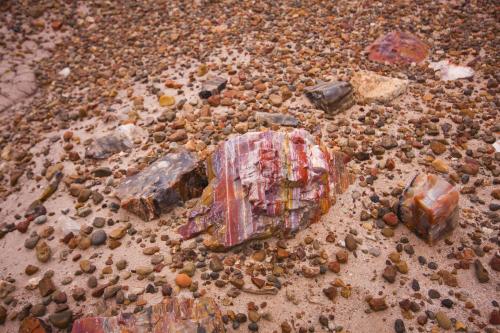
xmin=71 ymin=296 xmax=225 ymax=333
xmin=178 ymin=129 xmax=352 ymax=250
xmin=397 ymin=173 xmax=459 ymax=244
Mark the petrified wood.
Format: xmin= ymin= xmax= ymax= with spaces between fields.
xmin=304 ymin=81 xmax=354 ymax=116
xmin=199 ymin=76 xmax=227 ymax=99
xmin=116 ymin=151 xmax=207 ymax=221
xmin=71 ymin=297 xmax=225 ymax=333
xmin=178 ymin=130 xmax=351 ymax=250
xmin=85 ymin=124 xmax=147 ymax=159
xmin=366 ymin=31 xmax=429 ymax=65
xmin=398 ymin=174 xmax=459 ymax=244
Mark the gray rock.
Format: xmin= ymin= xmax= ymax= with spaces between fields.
xmin=255 ymin=112 xmax=299 ymax=127
xmin=91 ymin=230 xmax=107 ymax=246
xmin=93 ymin=217 xmax=106 ymax=228
xmin=474 ymin=259 xmax=489 ymax=283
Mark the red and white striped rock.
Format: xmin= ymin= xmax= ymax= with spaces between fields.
xmin=178 ymin=130 xmax=351 ymax=250
xmin=397 ymin=174 xmax=459 ymax=244
xmin=71 ymin=297 xmax=225 ymax=333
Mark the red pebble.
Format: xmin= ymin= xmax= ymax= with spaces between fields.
xmin=16 ymin=220 xmax=30 ymax=233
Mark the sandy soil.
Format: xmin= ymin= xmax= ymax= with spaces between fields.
xmin=0 ymin=1 xmax=498 ymax=333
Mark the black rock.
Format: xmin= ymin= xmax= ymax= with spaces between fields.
xmin=394 ymin=319 xmax=406 ymax=333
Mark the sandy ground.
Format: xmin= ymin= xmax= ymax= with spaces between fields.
xmin=0 ymin=1 xmax=498 ymax=333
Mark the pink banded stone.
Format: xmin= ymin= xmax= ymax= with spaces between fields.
xmin=367 ymin=31 xmax=429 ymax=65
xmin=178 ymin=130 xmax=351 ymax=250
xmin=398 ymin=174 xmax=459 ymax=244
xmin=71 ymin=297 xmax=225 ymax=333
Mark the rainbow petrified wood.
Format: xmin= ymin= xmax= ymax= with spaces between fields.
xmin=178 ymin=130 xmax=351 ymax=250
xmin=397 ymin=174 xmax=459 ymax=244
xmin=71 ymin=297 xmax=225 ymax=333
xmin=366 ymin=31 xmax=429 ymax=65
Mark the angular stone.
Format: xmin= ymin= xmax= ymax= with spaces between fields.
xmin=19 ymin=317 xmax=51 ymax=333
xmin=116 ymin=151 xmax=207 ymax=221
xmin=351 ymin=71 xmax=408 ymax=105
xmin=49 ymin=309 xmax=73 ymax=329
xmin=71 ymin=297 xmax=224 ymax=333
xmin=383 ymin=265 xmax=397 ymax=283
xmin=199 ymin=76 xmax=227 ymax=99
xmin=438 ymin=270 xmax=458 ymax=287
xmin=255 ymin=112 xmax=299 ymax=127
xmin=368 ymin=297 xmax=388 ymax=311
xmin=429 ymin=60 xmax=474 ymax=81
xmin=0 ymin=280 xmax=15 ymax=299
xmin=38 ymin=276 xmax=56 ymax=297
xmin=304 ymin=81 xmax=354 ymax=116
xmin=179 ymin=130 xmax=351 ymax=250
xmin=366 ymin=31 xmax=429 ymax=65
xmin=85 ymin=124 xmax=147 ymax=159
xmin=397 ymin=174 xmax=459 ymax=244
xmin=474 ymin=259 xmax=489 ymax=283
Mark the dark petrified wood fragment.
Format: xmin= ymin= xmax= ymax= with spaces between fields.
xmin=71 ymin=297 xmax=225 ymax=333
xmin=255 ymin=112 xmax=299 ymax=127
xmin=115 ymin=151 xmax=207 ymax=221
xmin=304 ymin=81 xmax=354 ymax=116
xmin=178 ymin=130 xmax=352 ymax=250
xmin=397 ymin=174 xmax=459 ymax=244
xmin=199 ymin=76 xmax=227 ymax=99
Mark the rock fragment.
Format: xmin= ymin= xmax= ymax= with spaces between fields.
xmin=304 ymin=81 xmax=354 ymax=116
xmin=429 ymin=60 xmax=474 ymax=81
xmin=255 ymin=112 xmax=299 ymax=127
xmin=71 ymin=297 xmax=224 ymax=332
xmin=38 ymin=275 xmax=56 ymax=297
xmin=199 ymin=76 xmax=227 ymax=99
xmin=179 ymin=130 xmax=351 ymax=249
xmin=19 ymin=317 xmax=51 ymax=333
xmin=368 ymin=297 xmax=388 ymax=311
xmin=397 ymin=174 xmax=459 ymax=244
xmin=474 ymin=259 xmax=489 ymax=283
xmin=351 ymin=71 xmax=408 ymax=105
xmin=366 ymin=31 xmax=429 ymax=64
xmin=116 ymin=151 xmax=207 ymax=221
xmin=85 ymin=124 xmax=147 ymax=159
